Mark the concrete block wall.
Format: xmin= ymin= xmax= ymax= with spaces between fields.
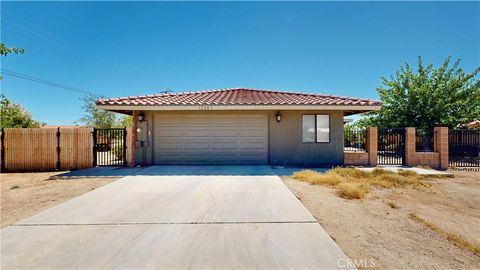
xmin=404 ymin=127 xmax=448 ymax=170
xmin=343 ymin=127 xmax=377 ymax=166
xmin=344 ymin=126 xmax=448 ymax=170
xmin=435 ymin=127 xmax=449 ymax=170
xmin=344 ymin=152 xmax=369 ymax=165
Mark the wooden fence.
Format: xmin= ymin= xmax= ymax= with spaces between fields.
xmin=1 ymin=127 xmax=94 ymax=172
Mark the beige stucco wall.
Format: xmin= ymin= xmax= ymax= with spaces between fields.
xmin=268 ymin=110 xmax=344 ymax=167
xmin=134 ymin=110 xmax=344 ymax=167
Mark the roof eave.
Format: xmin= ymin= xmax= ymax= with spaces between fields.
xmin=97 ymin=104 xmax=382 ymax=112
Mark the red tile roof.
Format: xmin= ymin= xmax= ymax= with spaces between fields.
xmin=96 ymin=88 xmax=382 ymax=107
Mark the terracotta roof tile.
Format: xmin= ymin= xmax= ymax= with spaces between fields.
xmin=96 ymin=88 xmax=382 ymax=107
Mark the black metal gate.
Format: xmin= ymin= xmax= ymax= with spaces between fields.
xmin=93 ymin=128 xmax=127 ymax=166
xmin=449 ymin=129 xmax=480 ymax=167
xmin=377 ymin=128 xmax=405 ymax=165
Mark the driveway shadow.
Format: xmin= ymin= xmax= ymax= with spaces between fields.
xmin=53 ymin=166 xmax=328 ymax=178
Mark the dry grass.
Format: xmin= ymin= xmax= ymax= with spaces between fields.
xmin=292 ymin=170 xmax=342 ymax=186
xmin=385 ymin=200 xmax=399 ymax=209
xmin=291 ymin=167 xmax=431 ymax=200
xmin=409 ymin=213 xmax=480 ymax=256
xmin=336 ymin=182 xmax=368 ymax=199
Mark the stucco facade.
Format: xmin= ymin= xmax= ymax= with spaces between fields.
xmin=133 ymin=110 xmax=344 ymax=167
xmin=269 ymin=110 xmax=344 ymax=167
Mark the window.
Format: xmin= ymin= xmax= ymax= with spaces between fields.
xmin=302 ymin=114 xmax=330 ymax=143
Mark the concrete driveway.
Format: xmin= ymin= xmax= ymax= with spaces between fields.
xmin=1 ymin=166 xmax=351 ymax=269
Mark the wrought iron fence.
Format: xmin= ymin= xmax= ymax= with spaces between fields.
xmin=93 ymin=128 xmax=127 ymax=166
xmin=449 ymin=129 xmax=480 ymax=167
xmin=377 ymin=128 xmax=405 ymax=165
xmin=344 ymin=127 xmax=366 ymax=152
xmin=416 ymin=129 xmax=435 ymax=152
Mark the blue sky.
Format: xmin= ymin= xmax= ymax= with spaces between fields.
xmin=1 ymin=1 xmax=479 ymax=125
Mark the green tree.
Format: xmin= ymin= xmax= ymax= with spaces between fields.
xmin=76 ymin=94 xmax=122 ymax=128
xmin=1 ymin=42 xmax=25 ymax=80
xmin=359 ymin=57 xmax=480 ymax=129
xmin=118 ymin=115 xmax=132 ymax=127
xmin=0 ymin=42 xmax=25 ymax=56
xmin=0 ymin=94 xmax=43 ymax=128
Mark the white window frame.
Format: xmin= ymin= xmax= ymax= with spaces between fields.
xmin=301 ymin=114 xmax=330 ymax=143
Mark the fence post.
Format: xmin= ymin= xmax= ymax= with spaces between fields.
xmin=404 ymin=127 xmax=416 ymax=166
xmin=1 ymin=128 xmax=4 ymax=172
xmin=366 ymin=127 xmax=378 ymax=166
xmin=56 ymin=127 xmax=61 ymax=170
xmin=92 ymin=128 xmax=97 ymax=167
xmin=123 ymin=127 xmax=127 ymax=166
xmin=434 ymin=127 xmax=449 ymax=170
xmin=130 ymin=111 xmax=138 ymax=167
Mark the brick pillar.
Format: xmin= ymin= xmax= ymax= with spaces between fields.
xmin=366 ymin=127 xmax=378 ymax=166
xmin=404 ymin=127 xmax=416 ymax=167
xmin=130 ymin=110 xmax=138 ymax=167
xmin=434 ymin=127 xmax=449 ymax=170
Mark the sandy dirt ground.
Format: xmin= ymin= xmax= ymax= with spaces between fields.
xmin=283 ymin=171 xmax=480 ymax=270
xmin=1 ymin=172 xmax=118 ymax=228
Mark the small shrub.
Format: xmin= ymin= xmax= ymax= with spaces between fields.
xmin=292 ymin=170 xmax=343 ymax=186
xmin=385 ymin=200 xmax=399 ymax=209
xmin=10 ymin=185 xmax=20 ymax=190
xmin=330 ymin=167 xmax=370 ymax=179
xmin=336 ymin=182 xmax=368 ymax=199
xmin=310 ymin=173 xmax=343 ymax=186
xmin=292 ymin=170 xmax=320 ymax=181
xmin=398 ymin=169 xmax=418 ymax=177
xmin=371 ymin=168 xmax=395 ymax=176
xmin=291 ymin=167 xmax=430 ymax=200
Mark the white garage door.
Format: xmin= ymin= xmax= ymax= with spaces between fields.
xmin=153 ymin=114 xmax=268 ymax=165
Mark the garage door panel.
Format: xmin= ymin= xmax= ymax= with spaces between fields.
xmin=184 ymin=129 xmax=210 ymax=137
xmin=184 ymin=154 xmax=211 ymax=161
xmin=211 ymin=115 xmax=238 ymax=123
xmin=211 ymin=129 xmax=237 ymax=137
xmin=154 ymin=116 xmax=184 ymax=125
xmin=155 ymin=152 xmax=184 ymax=164
xmin=155 ymin=141 xmax=183 ymax=151
xmin=155 ymin=128 xmax=183 ymax=137
xmin=238 ymin=153 xmax=268 ymax=160
xmin=237 ymin=129 xmax=266 ymax=137
xmin=184 ymin=115 xmax=210 ymax=124
xmin=154 ymin=114 xmax=268 ymax=164
xmin=238 ymin=115 xmax=266 ymax=123
xmin=184 ymin=141 xmax=210 ymax=150
xmin=238 ymin=142 xmax=265 ymax=150
xmin=211 ymin=154 xmax=239 ymax=160
xmin=212 ymin=142 xmax=237 ymax=150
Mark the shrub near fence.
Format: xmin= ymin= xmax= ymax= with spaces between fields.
xmin=1 ymin=127 xmax=94 ymax=172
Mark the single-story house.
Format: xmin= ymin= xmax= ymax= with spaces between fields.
xmin=97 ymin=88 xmax=381 ymax=166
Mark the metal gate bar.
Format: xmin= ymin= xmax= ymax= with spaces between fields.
xmin=93 ymin=127 xmax=127 ymax=167
xmin=377 ymin=128 xmax=405 ymax=165
xmin=449 ymin=129 xmax=480 ymax=167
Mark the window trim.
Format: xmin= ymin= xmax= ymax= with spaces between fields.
xmin=301 ymin=114 xmax=331 ymax=143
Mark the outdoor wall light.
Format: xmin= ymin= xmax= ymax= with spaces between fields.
xmin=138 ymin=111 xmax=145 ymax=122
xmin=275 ymin=111 xmax=282 ymax=123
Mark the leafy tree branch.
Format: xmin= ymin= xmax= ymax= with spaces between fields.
xmin=358 ymin=56 xmax=480 ymax=129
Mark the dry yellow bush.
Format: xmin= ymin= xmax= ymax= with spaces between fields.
xmin=291 ymin=167 xmax=430 ymax=200
xmin=292 ymin=170 xmax=343 ymax=186
xmin=336 ymin=182 xmax=368 ymax=199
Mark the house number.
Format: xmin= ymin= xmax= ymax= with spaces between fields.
xmin=198 ymin=105 xmax=213 ymax=110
